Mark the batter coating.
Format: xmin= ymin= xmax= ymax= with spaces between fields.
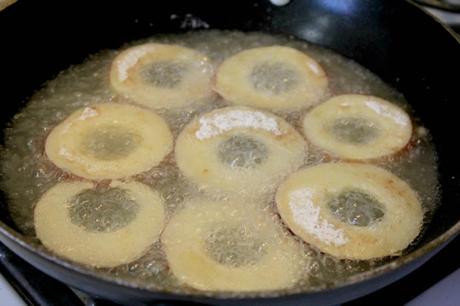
xmin=162 ymin=199 xmax=306 ymax=291
xmin=214 ymin=46 xmax=328 ymax=110
xmin=276 ymin=162 xmax=423 ymax=260
xmin=302 ymin=94 xmax=412 ymax=160
xmin=34 ymin=181 xmax=165 ymax=267
xmin=175 ymin=106 xmax=307 ymax=196
xmin=45 ymin=103 xmax=173 ymax=180
xmin=110 ymin=43 xmax=214 ymax=109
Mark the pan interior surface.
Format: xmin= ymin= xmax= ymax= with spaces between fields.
xmin=0 ymin=0 xmax=459 ymax=303
xmin=0 ymin=29 xmax=440 ymax=295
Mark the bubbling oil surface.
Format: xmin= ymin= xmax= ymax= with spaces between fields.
xmin=0 ymin=31 xmax=439 ymax=293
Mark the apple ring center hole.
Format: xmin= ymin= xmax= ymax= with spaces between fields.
xmin=68 ymin=187 xmax=139 ymax=232
xmin=326 ymin=189 xmax=385 ymax=227
xmin=205 ymin=225 xmax=267 ymax=267
xmin=218 ymin=135 xmax=268 ymax=169
xmin=82 ymin=124 xmax=142 ymax=161
xmin=330 ymin=117 xmax=380 ymax=145
xmin=250 ymin=62 xmax=299 ymax=94
xmin=140 ymin=61 xmax=188 ymax=88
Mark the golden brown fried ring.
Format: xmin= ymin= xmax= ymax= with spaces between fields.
xmin=162 ymin=199 xmax=306 ymax=291
xmin=45 ymin=103 xmax=173 ymax=180
xmin=276 ymin=162 xmax=423 ymax=260
xmin=110 ymin=43 xmax=214 ymax=109
xmin=175 ymin=106 xmax=307 ymax=197
xmin=214 ymin=46 xmax=328 ymax=110
xmin=303 ymin=94 xmax=412 ymax=160
xmin=34 ymin=181 xmax=165 ymax=267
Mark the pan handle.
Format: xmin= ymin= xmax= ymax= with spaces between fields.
xmin=0 ymin=243 xmax=83 ymax=306
xmin=412 ymin=0 xmax=460 ymax=12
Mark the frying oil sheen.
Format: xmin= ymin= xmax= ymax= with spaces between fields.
xmin=0 ymin=31 xmax=439 ymax=293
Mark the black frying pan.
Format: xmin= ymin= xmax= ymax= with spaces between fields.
xmin=1 ymin=0 xmax=460 ymax=305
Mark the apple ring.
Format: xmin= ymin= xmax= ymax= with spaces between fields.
xmin=214 ymin=46 xmax=328 ymax=110
xmin=34 ymin=180 xmax=165 ymax=267
xmin=276 ymin=162 xmax=423 ymax=260
xmin=110 ymin=43 xmax=214 ymax=109
xmin=175 ymin=106 xmax=307 ymax=196
xmin=45 ymin=103 xmax=173 ymax=180
xmin=302 ymin=94 xmax=412 ymax=160
xmin=162 ymin=199 xmax=306 ymax=291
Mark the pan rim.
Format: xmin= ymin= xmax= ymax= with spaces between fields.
xmin=1 ymin=215 xmax=459 ymax=300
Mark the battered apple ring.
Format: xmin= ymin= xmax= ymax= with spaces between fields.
xmin=214 ymin=46 xmax=328 ymax=110
xmin=34 ymin=180 xmax=165 ymax=267
xmin=161 ymin=199 xmax=306 ymax=291
xmin=175 ymin=106 xmax=307 ymax=196
xmin=110 ymin=43 xmax=214 ymax=109
xmin=45 ymin=103 xmax=173 ymax=180
xmin=302 ymin=94 xmax=412 ymax=160
xmin=276 ymin=162 xmax=423 ymax=260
